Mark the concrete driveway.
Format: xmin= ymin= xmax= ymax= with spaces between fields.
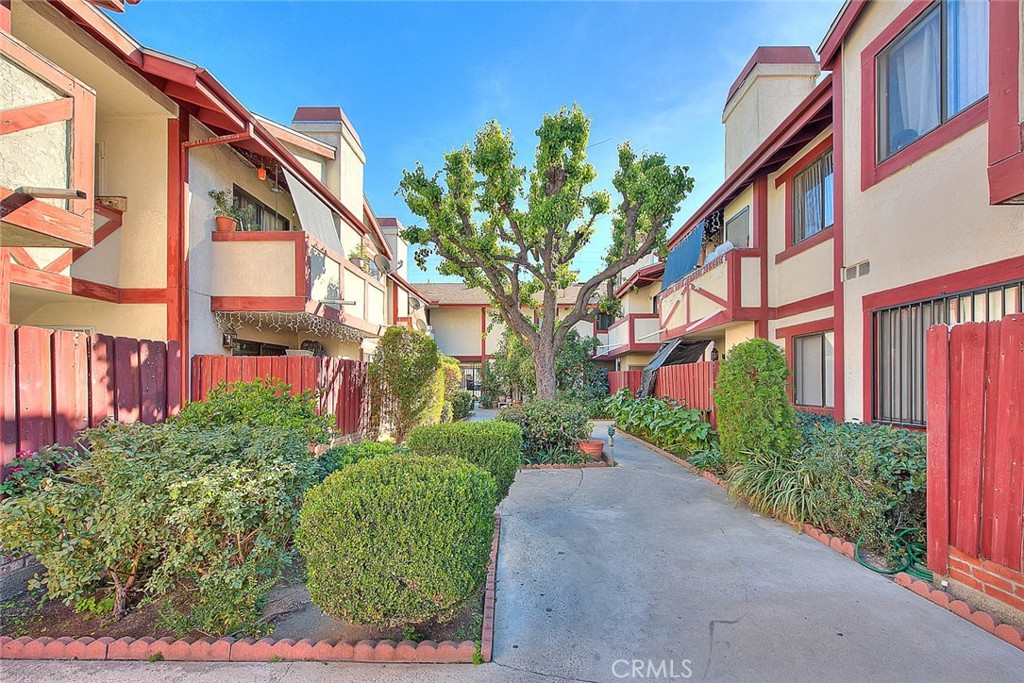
xmin=5 ymin=422 xmax=1022 ymax=682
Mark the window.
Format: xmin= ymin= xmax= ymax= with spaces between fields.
xmin=596 ymin=313 xmax=615 ymax=331
xmin=233 ymin=185 xmax=290 ymax=231
xmin=232 ymin=339 xmax=288 ymax=356
xmin=462 ymin=365 xmax=482 ymax=392
xmin=792 ymin=150 xmax=834 ymax=243
xmin=877 ymin=0 xmax=988 ymax=160
xmin=873 ymin=278 xmax=1023 ymax=426
xmin=794 ymin=332 xmax=834 ymax=408
xmin=724 ymin=207 xmax=750 ymax=248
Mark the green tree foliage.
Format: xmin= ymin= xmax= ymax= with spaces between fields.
xmin=368 ymin=327 xmax=441 ymax=442
xmin=497 ymin=400 xmax=591 ymax=460
xmin=487 ymin=327 xmax=606 ymax=403
xmin=407 ymin=421 xmax=523 ymax=500
xmin=713 ymin=339 xmax=799 ymax=466
xmin=487 ymin=329 xmax=537 ymax=398
xmin=399 ymin=105 xmax=693 ymax=399
xmin=297 ymin=455 xmax=496 ymax=628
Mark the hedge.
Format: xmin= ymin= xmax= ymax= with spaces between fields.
xmin=407 ymin=421 xmax=522 ymax=499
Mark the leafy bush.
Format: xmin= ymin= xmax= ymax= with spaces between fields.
xmin=451 ymin=390 xmax=475 ymax=421
xmin=297 ymin=455 xmax=496 ymax=628
xmin=407 ymin=421 xmax=522 ymax=499
xmin=688 ymin=439 xmax=725 ymax=474
xmin=0 ymin=445 xmax=81 ymax=498
xmin=803 ymin=421 xmax=926 ymax=562
xmin=555 ymin=329 xmax=608 ymax=405
xmin=728 ymin=449 xmax=818 ymax=523
xmin=368 ymin=327 xmax=441 ymax=442
xmin=175 ymin=378 xmax=333 ymax=445
xmin=0 ymin=422 xmax=316 ymax=634
xmin=497 ymin=400 xmax=590 ymax=459
xmin=316 ymin=441 xmax=403 ymax=480
xmin=713 ymin=339 xmax=798 ymax=466
xmin=606 ymin=389 xmax=713 ymax=456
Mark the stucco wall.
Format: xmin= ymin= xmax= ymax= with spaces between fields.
xmin=0 ymin=56 xmax=68 ymax=197
xmin=18 ymin=301 xmax=165 ymax=339
xmin=839 ymin=0 xmax=1024 ymax=420
xmin=431 ymin=307 xmax=484 ymax=358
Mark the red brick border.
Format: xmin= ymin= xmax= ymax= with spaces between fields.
xmin=520 ymin=461 xmax=608 ymax=470
xmin=617 ymin=429 xmax=1024 ymax=653
xmin=0 ymin=515 xmax=502 ymax=663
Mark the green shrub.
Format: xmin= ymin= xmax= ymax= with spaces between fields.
xmin=0 ymin=421 xmax=315 ymax=634
xmin=368 ymin=327 xmax=441 ymax=442
xmin=407 ymin=422 xmax=522 ymax=499
xmin=451 ymin=390 xmax=475 ymax=421
xmin=316 ymin=441 xmax=403 ymax=480
xmin=688 ymin=439 xmax=725 ymax=473
xmin=497 ymin=400 xmax=590 ymax=459
xmin=0 ymin=445 xmax=81 ymax=498
xmin=728 ymin=449 xmax=818 ymax=523
xmin=804 ymin=421 xmax=926 ymax=562
xmin=713 ymin=339 xmax=798 ymax=466
xmin=297 ymin=455 xmax=496 ymax=628
xmin=175 ymin=379 xmax=333 ymax=446
xmin=606 ymin=389 xmax=713 ymax=456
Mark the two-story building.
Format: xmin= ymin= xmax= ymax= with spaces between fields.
xmin=655 ymin=0 xmax=1024 ymax=427
xmin=1 ymin=0 xmax=419 ymax=397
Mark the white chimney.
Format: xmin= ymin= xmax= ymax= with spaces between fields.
xmin=722 ymin=47 xmax=820 ymax=178
xmin=290 ymin=106 xmax=365 ymax=217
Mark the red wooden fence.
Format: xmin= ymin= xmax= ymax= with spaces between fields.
xmin=927 ymin=316 xmax=1024 ymax=584
xmin=190 ymin=355 xmax=368 ymax=436
xmin=0 ymin=324 xmax=182 ymax=473
xmin=608 ymin=370 xmax=643 ymax=396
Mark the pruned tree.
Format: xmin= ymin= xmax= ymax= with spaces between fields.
xmin=399 ymin=105 xmax=693 ymax=400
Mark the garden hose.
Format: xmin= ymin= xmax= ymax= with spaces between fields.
xmin=854 ymin=528 xmax=933 ymax=582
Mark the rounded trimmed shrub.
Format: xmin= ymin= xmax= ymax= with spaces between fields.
xmin=497 ymin=400 xmax=590 ymax=458
xmin=407 ymin=421 xmax=522 ymax=499
xmin=713 ymin=338 xmax=799 ymax=466
xmin=296 ymin=455 xmax=496 ymax=628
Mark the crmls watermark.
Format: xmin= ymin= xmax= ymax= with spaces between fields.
xmin=612 ymin=659 xmax=694 ymax=679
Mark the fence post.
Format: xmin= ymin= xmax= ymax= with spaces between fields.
xmin=926 ymin=324 xmax=951 ymax=575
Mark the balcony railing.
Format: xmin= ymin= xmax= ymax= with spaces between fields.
xmin=658 ymin=248 xmax=763 ymax=338
xmin=595 ymin=313 xmax=661 ymax=359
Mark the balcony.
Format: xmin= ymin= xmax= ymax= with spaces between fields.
xmin=659 ymin=248 xmax=763 ymax=339
xmin=595 ymin=313 xmax=661 ymax=360
xmin=209 ymin=230 xmax=385 ymax=338
xmin=1 ymin=33 xmax=95 ymax=248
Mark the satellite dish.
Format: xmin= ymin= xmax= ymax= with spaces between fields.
xmin=373 ymin=254 xmax=393 ymax=274
xmin=410 ymin=298 xmax=422 ymax=311
xmin=415 ymin=319 xmax=428 ymax=332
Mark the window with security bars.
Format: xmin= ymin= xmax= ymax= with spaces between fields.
xmin=873 ymin=278 xmax=1024 ymax=426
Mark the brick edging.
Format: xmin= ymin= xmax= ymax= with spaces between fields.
xmin=519 ymin=461 xmax=608 ymax=470
xmin=0 ymin=515 xmax=503 ymax=664
xmin=616 ymin=429 xmax=1024 ymax=653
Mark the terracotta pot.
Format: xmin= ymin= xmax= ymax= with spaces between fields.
xmin=579 ymin=439 xmax=604 ymax=460
xmin=215 ymin=215 xmax=238 ymax=232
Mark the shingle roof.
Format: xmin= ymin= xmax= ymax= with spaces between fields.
xmin=412 ymin=282 xmax=592 ymax=306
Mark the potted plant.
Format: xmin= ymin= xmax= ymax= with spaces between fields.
xmin=349 ymin=243 xmax=372 ymax=272
xmin=579 ymin=438 xmax=604 ymax=460
xmin=209 ymin=190 xmax=238 ymax=232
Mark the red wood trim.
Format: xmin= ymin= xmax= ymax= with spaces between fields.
xmin=43 ymin=251 xmax=73 ymax=274
xmin=819 ymin=0 xmax=867 ymax=69
xmin=120 ymin=288 xmax=168 ymax=304
xmin=173 ymin=113 xmax=189 ymax=404
xmin=451 ymin=355 xmax=486 ymax=363
xmin=774 ymin=227 xmax=833 ymax=264
xmin=925 ymin=324 xmax=951 ymax=574
xmin=594 ymin=340 xmax=661 ymax=361
xmin=770 ymin=292 xmax=833 ymax=321
xmin=775 ymin=317 xmax=834 ymax=340
xmin=9 ymin=263 xmax=71 ymax=293
xmin=211 ymin=230 xmax=305 ymax=243
xmin=774 ymin=137 xmax=833 ymax=189
xmin=988 ymin=152 xmax=1024 ymax=205
xmin=211 ymin=296 xmax=306 ymax=312
xmin=295 ymin=233 xmax=307 ymax=298
xmin=70 ymin=79 xmax=94 ymax=225
xmin=480 ymin=306 xmax=487 ymax=358
xmin=832 ymin=62 xmax=846 ymax=421
xmin=691 ymin=285 xmax=728 ymax=309
xmin=0 ymin=187 xmax=93 ymax=248
xmin=0 ymin=249 xmax=9 ymax=325
xmin=987 ymin=0 xmax=1023 ymax=166
xmin=71 ymin=279 xmax=118 ymax=303
xmin=862 ymin=307 xmax=874 ymax=425
xmin=753 ymin=176 xmax=769 ymax=337
xmin=0 ymin=98 xmax=73 ymax=135
xmin=859 ymin=1 xmax=987 ymax=191
xmin=0 ymin=0 xmax=10 ymax=33
xmin=258 ymin=116 xmax=337 ymax=159
xmin=862 ymin=255 xmax=1024 ymax=312
xmin=9 ymin=248 xmax=40 ymax=270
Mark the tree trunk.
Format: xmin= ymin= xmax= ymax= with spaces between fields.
xmin=534 ymin=337 xmax=558 ymax=401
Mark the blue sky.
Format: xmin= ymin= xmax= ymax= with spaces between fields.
xmin=114 ymin=0 xmax=842 ymax=282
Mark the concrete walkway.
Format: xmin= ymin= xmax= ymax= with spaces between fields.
xmin=6 ymin=423 xmax=1023 ymax=682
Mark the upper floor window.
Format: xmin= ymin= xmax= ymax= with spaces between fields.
xmin=233 ymin=185 xmax=290 ymax=232
xmin=792 ymin=149 xmax=834 ymax=243
xmin=724 ymin=207 xmax=750 ymax=248
xmin=877 ymin=0 xmax=988 ymax=161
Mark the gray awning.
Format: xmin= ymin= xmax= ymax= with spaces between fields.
xmin=639 ymin=339 xmax=711 ymax=398
xmin=283 ymin=169 xmax=344 ymax=255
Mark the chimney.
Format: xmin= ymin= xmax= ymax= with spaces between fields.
xmin=378 ymin=217 xmax=409 ymax=280
xmin=290 ymin=106 xmax=366 ymax=216
xmin=722 ymin=47 xmax=820 ymax=177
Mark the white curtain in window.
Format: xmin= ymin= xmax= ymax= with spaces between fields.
xmin=793 ymin=151 xmax=833 ymax=242
xmin=946 ymin=0 xmax=989 ymax=116
xmin=885 ymin=8 xmax=941 ymax=156
xmin=795 ymin=335 xmax=824 ymax=407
